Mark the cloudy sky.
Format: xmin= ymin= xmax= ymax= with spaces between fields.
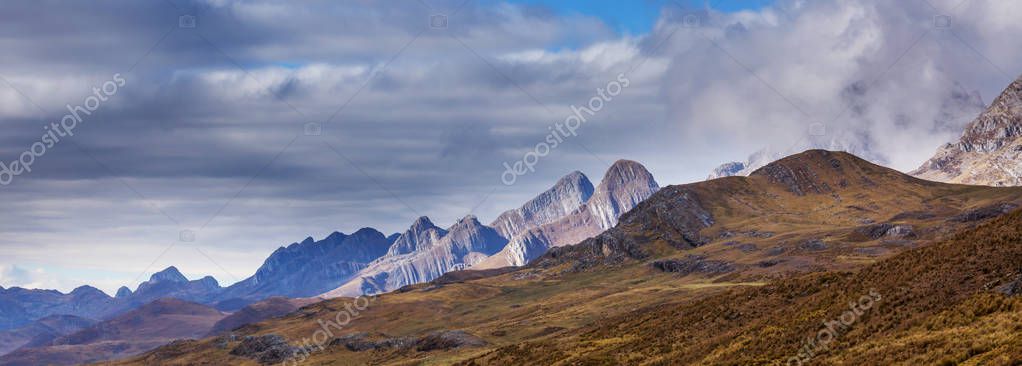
xmin=1 ymin=0 xmax=1020 ymax=294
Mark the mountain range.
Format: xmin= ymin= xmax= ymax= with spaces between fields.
xmin=0 ymin=159 xmax=661 ymax=364
xmin=324 ymin=159 xmax=659 ymax=297
xmin=108 ymin=149 xmax=1022 ymax=365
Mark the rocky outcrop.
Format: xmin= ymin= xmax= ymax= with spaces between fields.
xmin=230 ymin=334 xmax=298 ymax=364
xmin=854 ymin=223 xmax=916 ymax=240
xmin=651 ymin=256 xmax=735 ymax=276
xmin=948 ymin=203 xmax=1019 ymax=223
xmin=329 ymin=330 xmax=485 ymax=353
xmin=534 ymin=183 xmax=713 ymax=272
xmin=913 ymin=75 xmax=1022 ymax=186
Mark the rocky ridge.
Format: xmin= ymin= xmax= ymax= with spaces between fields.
xmin=913 ymin=74 xmax=1022 ymax=186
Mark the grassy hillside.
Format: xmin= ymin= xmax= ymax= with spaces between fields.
xmin=465 ymin=209 xmax=1022 ymax=365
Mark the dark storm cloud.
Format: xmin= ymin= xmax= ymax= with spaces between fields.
xmin=3 ymin=0 xmax=1021 ymax=293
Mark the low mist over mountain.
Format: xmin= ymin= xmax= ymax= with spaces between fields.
xmin=913 ymin=75 xmax=1022 ymax=186
xmin=708 ymin=83 xmax=986 ymax=180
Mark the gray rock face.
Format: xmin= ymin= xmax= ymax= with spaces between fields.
xmin=476 ymin=160 xmax=660 ymax=269
xmin=387 ymin=217 xmax=447 ymax=256
xmin=329 ymin=330 xmax=486 ymax=353
xmin=855 ymin=223 xmax=916 ymax=240
xmin=218 ymin=228 xmax=393 ymax=302
xmin=490 ymin=171 xmax=594 ymax=240
xmin=651 ymin=256 xmax=735 ymax=276
xmin=325 ymin=216 xmax=508 ymax=298
xmin=230 ymin=334 xmax=298 ymax=364
xmin=913 ymin=74 xmax=1022 ymax=186
xmin=324 ymin=162 xmax=657 ymax=298
xmin=535 ymin=184 xmax=715 ymax=272
xmin=586 ymin=160 xmax=661 ymax=231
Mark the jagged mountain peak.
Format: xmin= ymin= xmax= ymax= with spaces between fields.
xmin=218 ymin=226 xmax=392 ymax=302
xmin=411 ymin=216 xmax=437 ymax=230
xmin=955 ymin=74 xmax=1022 ymax=153
xmin=490 ymin=170 xmax=595 ymax=240
xmin=597 ymin=159 xmax=656 ymax=188
xmin=455 ymin=215 xmax=482 ymax=226
xmin=604 ymin=159 xmax=649 ymax=177
xmin=556 ymin=170 xmax=591 ymax=187
xmin=912 ymin=74 xmax=1022 ymax=187
xmin=588 ymin=159 xmax=660 ymax=230
xmin=69 ymin=285 xmax=107 ymax=298
xmin=387 ymin=216 xmax=448 ymax=256
xmin=474 ymin=158 xmax=662 ymax=270
xmin=149 ymin=266 xmax=188 ymax=284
